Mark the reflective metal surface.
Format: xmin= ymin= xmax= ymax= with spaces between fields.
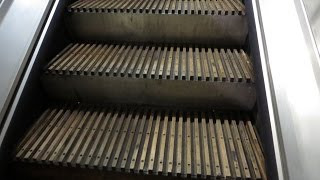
xmin=302 ymin=0 xmax=320 ymax=57
xmin=0 ymin=0 xmax=52 ymax=126
xmin=253 ymin=0 xmax=320 ymax=179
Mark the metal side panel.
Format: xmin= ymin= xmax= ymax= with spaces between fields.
xmin=0 ymin=0 xmax=53 ymax=127
xmin=0 ymin=0 xmax=72 ymax=178
xmin=248 ymin=0 xmax=320 ymax=179
xmin=302 ymin=0 xmax=320 ymax=57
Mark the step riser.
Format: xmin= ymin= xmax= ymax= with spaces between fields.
xmin=42 ymin=43 xmax=256 ymax=110
xmin=66 ymin=12 xmax=247 ymax=45
xmin=42 ymin=76 xmax=256 ymax=110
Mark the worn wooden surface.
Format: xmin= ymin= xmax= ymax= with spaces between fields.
xmin=15 ymin=105 xmax=265 ymax=179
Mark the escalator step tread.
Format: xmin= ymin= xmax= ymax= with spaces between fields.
xmin=15 ymin=104 xmax=266 ymax=179
xmin=45 ymin=43 xmax=254 ymax=83
xmin=67 ymin=0 xmax=246 ymax=15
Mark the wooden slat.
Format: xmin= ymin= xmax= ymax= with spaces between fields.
xmin=246 ymin=120 xmax=267 ymax=180
xmin=76 ymin=44 xmax=102 ymax=75
xmin=120 ymin=45 xmax=137 ymax=76
xmin=50 ymin=108 xmax=84 ymax=165
xmin=214 ymin=48 xmax=227 ymax=81
xmin=60 ymin=108 xmax=92 ymax=166
xmin=16 ymin=109 xmax=55 ymax=159
xmin=192 ymin=112 xmax=201 ymax=178
xmin=112 ymin=45 xmax=132 ymax=76
xmin=208 ymin=112 xmax=222 ymax=178
xmin=172 ymin=47 xmax=180 ymax=80
xmin=106 ymin=45 xmax=126 ymax=76
xmin=201 ymin=48 xmax=210 ymax=81
xmin=183 ymin=0 xmax=188 ymax=14
xmin=93 ymin=109 xmax=119 ymax=169
xmin=75 ymin=108 xmax=105 ymax=167
xmin=216 ymin=118 xmax=232 ymax=179
xmin=86 ymin=109 xmax=113 ymax=168
xmin=188 ymin=47 xmax=195 ymax=80
xmin=54 ymin=44 xmax=85 ymax=74
xmin=101 ymin=108 xmax=127 ymax=169
xmin=97 ymin=45 xmax=119 ymax=75
xmin=127 ymin=109 xmax=147 ymax=172
xmin=145 ymin=111 xmax=161 ymax=174
xmin=184 ymin=112 xmax=192 ymax=177
xmin=177 ymin=0 xmax=182 ymax=14
xmin=69 ymin=44 xmax=97 ymax=74
xmin=142 ymin=46 xmax=155 ymax=78
xmin=223 ymin=118 xmax=241 ymax=179
xmin=206 ymin=48 xmax=219 ymax=81
xmin=61 ymin=44 xmax=91 ymax=74
xmin=108 ymin=110 xmax=133 ymax=170
xmin=173 ymin=111 xmax=183 ymax=176
xmin=234 ymin=49 xmax=251 ymax=82
xmin=239 ymin=121 xmax=262 ymax=179
xmin=157 ymin=47 xmax=167 ymax=79
xmin=227 ymin=49 xmax=243 ymax=82
xmin=194 ymin=48 xmax=202 ymax=81
xmin=134 ymin=46 xmax=149 ymax=78
xmin=221 ymin=49 xmax=235 ymax=82
xmin=164 ymin=111 xmax=175 ymax=176
xmin=31 ymin=108 xmax=71 ymax=162
xmin=117 ymin=109 xmax=140 ymax=172
xmin=135 ymin=110 xmax=154 ymax=173
xmin=149 ymin=47 xmax=161 ymax=79
xmin=88 ymin=45 xmax=112 ymax=75
xmin=200 ymin=112 xmax=211 ymax=178
xmin=64 ymin=108 xmax=96 ymax=167
xmin=47 ymin=44 xmax=74 ymax=73
xmin=164 ymin=47 xmax=174 ymax=79
xmin=180 ymin=47 xmax=187 ymax=80
xmin=154 ymin=111 xmax=168 ymax=174
xmin=231 ymin=120 xmax=251 ymax=179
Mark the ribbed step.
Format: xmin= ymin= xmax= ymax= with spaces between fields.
xmin=42 ymin=43 xmax=256 ymax=110
xmin=68 ymin=0 xmax=245 ymax=15
xmin=65 ymin=0 xmax=248 ymax=45
xmin=15 ymin=104 xmax=266 ymax=179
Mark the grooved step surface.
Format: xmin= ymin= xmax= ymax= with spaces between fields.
xmin=45 ymin=43 xmax=254 ymax=83
xmin=65 ymin=0 xmax=248 ymax=45
xmin=15 ymin=105 xmax=266 ymax=179
xmin=68 ymin=0 xmax=245 ymax=15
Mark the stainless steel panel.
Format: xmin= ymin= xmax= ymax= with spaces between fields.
xmin=302 ymin=0 xmax=320 ymax=57
xmin=0 ymin=0 xmax=52 ymax=127
xmin=249 ymin=0 xmax=320 ymax=179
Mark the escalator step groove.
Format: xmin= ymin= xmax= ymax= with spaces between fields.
xmin=45 ymin=43 xmax=254 ymax=83
xmin=42 ymin=43 xmax=256 ymax=110
xmin=67 ymin=0 xmax=246 ymax=15
xmin=15 ymin=104 xmax=266 ymax=179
